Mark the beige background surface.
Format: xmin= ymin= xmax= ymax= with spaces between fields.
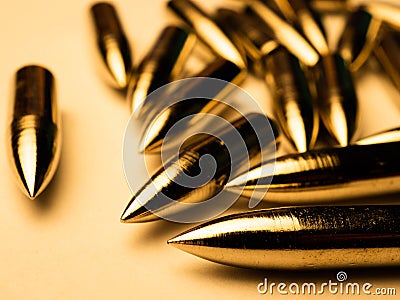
xmin=0 ymin=0 xmax=399 ymax=299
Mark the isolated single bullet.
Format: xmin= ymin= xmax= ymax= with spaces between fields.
xmin=226 ymin=142 xmax=400 ymax=204
xmin=169 ymin=205 xmax=400 ymax=269
xmin=127 ymin=25 xmax=195 ymax=117
xmin=264 ymin=47 xmax=318 ymax=152
xmin=374 ymin=29 xmax=400 ymax=92
xmin=91 ymin=2 xmax=133 ymax=90
xmin=337 ymin=8 xmax=382 ymax=72
xmin=313 ymin=53 xmax=358 ymax=147
xmin=121 ymin=113 xmax=279 ymax=223
xmin=8 ymin=65 xmax=61 ymax=199
xmin=167 ymin=0 xmax=246 ymax=68
xmin=272 ymin=0 xmax=329 ymax=55
xmin=356 ymin=127 xmax=400 ymax=145
xmin=139 ymin=59 xmax=246 ymax=153
xmin=246 ymin=1 xmax=320 ymax=67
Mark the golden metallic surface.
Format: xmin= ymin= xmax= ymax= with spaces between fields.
xmin=8 ymin=65 xmax=61 ymax=200
xmin=139 ymin=59 xmax=246 ymax=153
xmin=313 ymin=53 xmax=358 ymax=147
xmin=264 ymin=47 xmax=318 ymax=152
xmin=337 ymin=8 xmax=382 ymax=72
xmin=310 ymin=0 xmax=348 ymax=14
xmin=364 ymin=2 xmax=400 ymax=31
xmin=167 ymin=0 xmax=246 ymax=69
xmin=374 ymin=29 xmax=400 ymax=92
xmin=356 ymin=127 xmax=400 ymax=145
xmin=226 ymin=142 xmax=400 ymax=204
xmin=127 ymin=26 xmax=195 ymax=118
xmin=246 ymin=1 xmax=320 ymax=67
xmin=273 ymin=0 xmax=329 ymax=55
xmin=121 ymin=113 xmax=278 ymax=223
xmin=168 ymin=205 xmax=400 ymax=269
xmin=91 ymin=2 xmax=133 ymax=90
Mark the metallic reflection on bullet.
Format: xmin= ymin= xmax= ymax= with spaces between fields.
xmin=374 ymin=29 xmax=400 ymax=92
xmin=167 ymin=0 xmax=246 ymax=68
xmin=121 ymin=113 xmax=278 ymax=223
xmin=310 ymin=0 xmax=348 ymax=14
xmin=169 ymin=205 xmax=400 ymax=269
xmin=246 ymin=1 xmax=320 ymax=67
xmin=264 ymin=47 xmax=318 ymax=152
xmin=214 ymin=8 xmax=279 ymax=77
xmin=91 ymin=2 xmax=133 ymax=90
xmin=8 ymin=65 xmax=61 ymax=199
xmin=356 ymin=127 xmax=400 ymax=145
xmin=273 ymin=0 xmax=329 ymax=55
xmin=337 ymin=8 xmax=382 ymax=72
xmin=364 ymin=2 xmax=400 ymax=31
xmin=139 ymin=59 xmax=246 ymax=153
xmin=226 ymin=142 xmax=400 ymax=204
xmin=127 ymin=26 xmax=195 ymax=118
xmin=313 ymin=53 xmax=358 ymax=147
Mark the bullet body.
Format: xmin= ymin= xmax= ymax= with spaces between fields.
xmin=246 ymin=1 xmax=320 ymax=67
xmin=8 ymin=65 xmax=61 ymax=199
xmin=374 ymin=30 xmax=400 ymax=92
xmin=167 ymin=0 xmax=246 ymax=68
xmin=128 ymin=26 xmax=195 ymax=117
xmin=139 ymin=59 xmax=246 ymax=153
xmin=121 ymin=113 xmax=278 ymax=223
xmin=169 ymin=206 xmax=400 ymax=269
xmin=356 ymin=127 xmax=400 ymax=145
xmin=226 ymin=142 xmax=400 ymax=203
xmin=264 ymin=47 xmax=318 ymax=152
xmin=337 ymin=8 xmax=382 ymax=72
xmin=364 ymin=2 xmax=400 ymax=31
xmin=310 ymin=0 xmax=348 ymax=14
xmin=91 ymin=2 xmax=133 ymax=90
xmin=313 ymin=53 xmax=358 ymax=147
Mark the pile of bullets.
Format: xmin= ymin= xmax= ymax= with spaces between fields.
xmin=8 ymin=0 xmax=400 ymax=270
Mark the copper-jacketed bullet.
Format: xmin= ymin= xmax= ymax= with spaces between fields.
xmin=91 ymin=2 xmax=133 ymax=90
xmin=8 ymin=65 xmax=62 ymax=199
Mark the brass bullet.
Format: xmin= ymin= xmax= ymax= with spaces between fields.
xmin=167 ymin=0 xmax=246 ymax=68
xmin=8 ymin=65 xmax=61 ymax=199
xmin=363 ymin=2 xmax=400 ymax=31
xmin=169 ymin=205 xmax=400 ymax=269
xmin=246 ymin=1 xmax=320 ymax=67
xmin=337 ymin=7 xmax=382 ymax=72
xmin=121 ymin=113 xmax=279 ymax=223
xmin=264 ymin=47 xmax=319 ymax=152
xmin=273 ymin=0 xmax=330 ymax=55
xmin=374 ymin=29 xmax=400 ymax=92
xmin=310 ymin=0 xmax=348 ymax=14
xmin=90 ymin=2 xmax=133 ymax=90
xmin=138 ymin=59 xmax=246 ymax=154
xmin=226 ymin=142 xmax=400 ymax=204
xmin=127 ymin=25 xmax=195 ymax=118
xmin=356 ymin=127 xmax=400 ymax=145
xmin=313 ymin=53 xmax=358 ymax=147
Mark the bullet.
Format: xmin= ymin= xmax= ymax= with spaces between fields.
xmin=363 ymin=2 xmax=400 ymax=31
xmin=167 ymin=0 xmax=246 ymax=69
xmin=356 ymin=127 xmax=400 ymax=145
xmin=226 ymin=142 xmax=400 ymax=204
xmin=8 ymin=65 xmax=61 ymax=200
xmin=310 ymin=0 xmax=348 ymax=14
xmin=272 ymin=0 xmax=330 ymax=55
xmin=313 ymin=53 xmax=358 ymax=147
xmin=139 ymin=59 xmax=246 ymax=153
xmin=246 ymin=1 xmax=320 ymax=67
xmin=374 ymin=29 xmax=400 ymax=92
xmin=264 ymin=47 xmax=318 ymax=152
xmin=168 ymin=205 xmax=400 ymax=269
xmin=121 ymin=113 xmax=279 ymax=223
xmin=90 ymin=2 xmax=133 ymax=90
xmin=214 ymin=8 xmax=279 ymax=76
xmin=337 ymin=8 xmax=382 ymax=72
xmin=127 ymin=26 xmax=195 ymax=118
